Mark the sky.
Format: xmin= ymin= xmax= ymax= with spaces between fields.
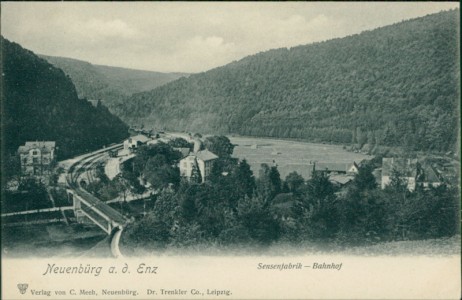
xmin=1 ymin=2 xmax=459 ymax=73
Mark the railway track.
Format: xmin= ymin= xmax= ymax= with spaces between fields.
xmin=65 ymin=144 xmax=129 ymax=257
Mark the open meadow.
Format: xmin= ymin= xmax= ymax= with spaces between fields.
xmin=229 ymin=136 xmax=372 ymax=179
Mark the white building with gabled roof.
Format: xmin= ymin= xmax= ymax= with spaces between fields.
xmin=381 ymin=158 xmax=418 ymax=191
xmin=314 ymin=162 xmax=359 ymax=175
xmin=179 ymin=149 xmax=218 ymax=183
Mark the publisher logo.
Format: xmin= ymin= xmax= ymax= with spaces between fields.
xmin=17 ymin=283 xmax=28 ymax=294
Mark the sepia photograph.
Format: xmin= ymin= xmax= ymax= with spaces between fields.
xmin=1 ymin=2 xmax=460 ymax=299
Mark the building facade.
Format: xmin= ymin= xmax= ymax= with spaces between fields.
xmin=123 ymin=134 xmax=151 ymax=153
xmin=18 ymin=141 xmax=56 ymax=176
xmin=179 ymin=150 xmax=218 ymax=183
xmin=381 ymin=158 xmax=418 ymax=191
xmin=314 ymin=162 xmax=359 ymax=175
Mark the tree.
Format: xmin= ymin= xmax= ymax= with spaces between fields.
xmin=122 ymin=189 xmax=180 ymax=250
xmin=105 ymin=11 xmax=459 ymax=153
xmin=18 ymin=177 xmax=46 ymax=194
xmin=2 ymin=154 xmax=21 ymax=190
xmin=203 ymin=136 xmax=234 ymax=158
xmin=256 ymin=164 xmax=281 ymax=201
xmin=386 ymin=169 xmax=409 ymax=194
xmin=337 ymin=189 xmax=387 ymax=244
xmin=120 ymin=167 xmax=145 ymax=194
xmin=256 ymin=164 xmax=272 ymax=201
xmin=168 ymin=137 xmax=193 ymax=149
xmin=237 ymin=195 xmax=281 ymax=245
xmin=352 ymin=164 xmax=377 ymax=192
xmin=422 ymin=185 xmax=459 ymax=237
xmin=295 ymin=170 xmax=338 ymax=240
xmin=285 ymin=172 xmax=305 ymax=193
xmin=356 ymin=127 xmax=367 ymax=148
xmin=131 ymin=143 xmax=182 ymax=189
xmin=234 ymin=159 xmax=256 ymax=198
xmin=367 ymin=131 xmax=376 ymax=146
xmin=190 ymin=158 xmax=202 ymax=184
xmin=303 ymin=170 xmax=335 ymax=201
xmin=177 ymin=182 xmax=198 ymax=222
xmin=351 ymin=128 xmax=357 ymax=145
xmin=339 ymin=163 xmax=387 ymax=244
xmin=113 ymin=174 xmax=132 ymax=203
xmin=135 ymin=143 xmax=182 ymax=169
xmin=208 ymin=157 xmax=239 ymax=184
xmin=144 ymin=163 xmax=180 ymax=190
xmin=269 ymin=166 xmax=282 ymax=196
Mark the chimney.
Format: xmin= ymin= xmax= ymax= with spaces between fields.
xmin=193 ymin=139 xmax=202 ymax=153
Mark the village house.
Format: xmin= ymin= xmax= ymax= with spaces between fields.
xmin=179 ymin=150 xmax=218 ymax=183
xmin=381 ymin=158 xmax=443 ymax=191
xmin=314 ymin=162 xmax=359 ymax=175
xmin=18 ymin=141 xmax=56 ymax=176
xmin=417 ymin=164 xmax=442 ymax=189
xmin=123 ymin=134 xmax=151 ymax=153
xmin=381 ymin=158 xmax=418 ymax=191
xmin=179 ymin=139 xmax=218 ymax=183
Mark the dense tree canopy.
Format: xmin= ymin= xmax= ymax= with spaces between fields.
xmin=126 ymin=143 xmax=182 ymax=189
xmin=116 ymin=10 xmax=459 ymax=152
xmin=122 ymin=157 xmax=459 ymax=251
xmin=40 ymin=55 xmax=187 ymax=107
xmin=203 ymin=136 xmax=234 ymax=158
xmin=1 ymin=37 xmax=129 ymax=159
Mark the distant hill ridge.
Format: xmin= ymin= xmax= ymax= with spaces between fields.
xmin=116 ymin=9 xmax=459 ymax=152
xmin=2 ymin=37 xmax=129 ymax=159
xmin=40 ymin=54 xmax=188 ymax=106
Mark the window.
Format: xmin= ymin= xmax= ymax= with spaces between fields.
xmin=32 ymin=150 xmax=38 ymax=155
xmin=33 ymin=157 xmax=39 ymax=164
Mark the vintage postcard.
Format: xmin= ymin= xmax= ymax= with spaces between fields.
xmin=1 ymin=2 xmax=460 ymax=299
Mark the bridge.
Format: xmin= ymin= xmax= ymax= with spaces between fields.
xmin=65 ymin=145 xmax=130 ymax=257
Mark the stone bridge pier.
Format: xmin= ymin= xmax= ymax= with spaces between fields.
xmin=67 ymin=189 xmax=84 ymax=223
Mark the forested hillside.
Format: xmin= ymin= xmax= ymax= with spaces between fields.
xmin=2 ymin=37 xmax=129 ymax=159
xmin=118 ymin=10 xmax=459 ymax=152
xmin=40 ymin=55 xmax=187 ymax=106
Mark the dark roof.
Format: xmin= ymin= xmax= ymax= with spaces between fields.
xmin=315 ymin=162 xmax=356 ymax=172
xmin=329 ymin=174 xmax=354 ymax=185
xmin=382 ymin=158 xmax=417 ymax=177
xmin=421 ymin=165 xmax=441 ymax=183
xmin=194 ymin=150 xmax=218 ymax=161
